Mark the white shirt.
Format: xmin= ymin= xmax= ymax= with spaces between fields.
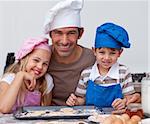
xmin=89 ymin=62 xmax=120 ymax=86
xmin=0 ymin=73 xmax=54 ymax=94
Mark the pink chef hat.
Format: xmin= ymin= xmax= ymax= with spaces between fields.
xmin=15 ymin=37 xmax=50 ymax=61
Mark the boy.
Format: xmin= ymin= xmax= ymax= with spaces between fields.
xmin=66 ymin=22 xmax=137 ymax=110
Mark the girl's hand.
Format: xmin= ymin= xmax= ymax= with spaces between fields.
xmin=24 ymin=80 xmax=36 ymax=91
xmin=17 ymin=71 xmax=36 ymax=91
xmin=66 ymin=93 xmax=78 ymax=106
xmin=112 ymin=98 xmax=126 ymax=110
xmin=24 ymin=73 xmax=36 ymax=91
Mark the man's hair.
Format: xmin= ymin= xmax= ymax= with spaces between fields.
xmin=49 ymin=27 xmax=83 ymax=39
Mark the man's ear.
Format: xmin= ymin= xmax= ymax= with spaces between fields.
xmin=92 ymin=47 xmax=97 ymax=56
xmin=78 ymin=28 xmax=84 ymax=39
xmin=49 ymin=31 xmax=52 ymax=38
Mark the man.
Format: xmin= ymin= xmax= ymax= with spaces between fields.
xmin=43 ymin=0 xmax=141 ymax=106
xmin=43 ymin=0 xmax=95 ymax=105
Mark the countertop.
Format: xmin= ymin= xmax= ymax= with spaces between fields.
xmin=0 ymin=113 xmax=90 ymax=124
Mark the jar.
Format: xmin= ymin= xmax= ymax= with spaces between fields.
xmin=142 ymin=74 xmax=150 ymax=117
xmin=126 ymin=103 xmax=143 ymax=118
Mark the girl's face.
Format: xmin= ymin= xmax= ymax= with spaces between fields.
xmin=25 ymin=49 xmax=51 ymax=79
xmin=93 ymin=47 xmax=122 ymax=73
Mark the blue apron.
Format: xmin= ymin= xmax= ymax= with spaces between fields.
xmin=86 ymin=80 xmax=123 ymax=107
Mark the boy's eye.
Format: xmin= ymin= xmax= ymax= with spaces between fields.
xmin=110 ymin=52 xmax=116 ymax=55
xmin=99 ymin=51 xmax=105 ymax=54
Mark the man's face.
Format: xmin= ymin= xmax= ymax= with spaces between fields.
xmin=50 ymin=27 xmax=81 ymax=57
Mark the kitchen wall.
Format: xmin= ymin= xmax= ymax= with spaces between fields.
xmin=0 ymin=0 xmax=148 ymax=75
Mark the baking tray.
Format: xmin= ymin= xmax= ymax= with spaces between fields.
xmin=97 ymin=107 xmax=114 ymax=114
xmin=13 ymin=106 xmax=97 ymax=120
xmin=144 ymin=113 xmax=150 ymax=118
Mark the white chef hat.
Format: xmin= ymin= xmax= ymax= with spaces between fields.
xmin=43 ymin=0 xmax=84 ymax=34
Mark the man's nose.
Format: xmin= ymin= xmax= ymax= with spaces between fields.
xmin=61 ymin=34 xmax=69 ymax=45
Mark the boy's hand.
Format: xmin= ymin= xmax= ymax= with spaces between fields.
xmin=112 ymin=108 xmax=126 ymax=114
xmin=66 ymin=93 xmax=78 ymax=106
xmin=112 ymin=98 xmax=126 ymax=110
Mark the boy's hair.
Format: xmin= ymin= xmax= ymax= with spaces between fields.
xmin=96 ymin=47 xmax=121 ymax=51
xmin=4 ymin=55 xmax=48 ymax=106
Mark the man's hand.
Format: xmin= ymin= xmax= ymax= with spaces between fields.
xmin=125 ymin=93 xmax=141 ymax=105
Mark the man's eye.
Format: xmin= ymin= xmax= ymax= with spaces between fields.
xmin=69 ymin=32 xmax=76 ymax=34
xmin=68 ymin=31 xmax=77 ymax=36
xmin=55 ymin=32 xmax=61 ymax=35
xmin=53 ymin=31 xmax=62 ymax=35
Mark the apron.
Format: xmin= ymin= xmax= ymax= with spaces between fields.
xmin=86 ymin=80 xmax=123 ymax=107
xmin=12 ymin=90 xmax=41 ymax=112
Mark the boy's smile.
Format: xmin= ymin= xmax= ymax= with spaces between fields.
xmin=94 ymin=47 xmax=122 ymax=74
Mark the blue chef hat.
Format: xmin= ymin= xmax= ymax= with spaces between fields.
xmin=94 ymin=22 xmax=131 ymax=49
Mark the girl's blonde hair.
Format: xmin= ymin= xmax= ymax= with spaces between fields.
xmin=4 ymin=55 xmax=48 ymax=106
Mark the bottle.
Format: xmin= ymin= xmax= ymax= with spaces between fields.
xmin=142 ymin=73 xmax=150 ymax=117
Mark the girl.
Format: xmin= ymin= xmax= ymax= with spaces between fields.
xmin=0 ymin=37 xmax=53 ymax=113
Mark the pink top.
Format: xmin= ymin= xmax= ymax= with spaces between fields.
xmin=12 ymin=90 xmax=41 ymax=112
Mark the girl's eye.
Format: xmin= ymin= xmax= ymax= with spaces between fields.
xmin=33 ymin=59 xmax=39 ymax=62
xmin=43 ymin=63 xmax=49 ymax=67
xmin=44 ymin=63 xmax=48 ymax=66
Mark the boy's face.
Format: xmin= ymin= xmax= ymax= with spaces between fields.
xmin=93 ymin=47 xmax=122 ymax=71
